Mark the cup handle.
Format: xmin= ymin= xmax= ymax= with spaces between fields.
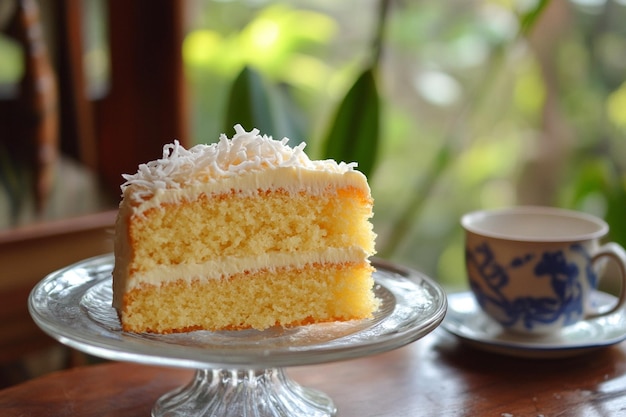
xmin=587 ymin=242 xmax=626 ymax=319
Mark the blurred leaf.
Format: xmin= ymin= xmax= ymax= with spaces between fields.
xmin=222 ymin=66 xmax=307 ymax=144
xmin=0 ymin=37 xmax=24 ymax=83
xmin=321 ymin=68 xmax=380 ymax=177
xmin=605 ymin=179 xmax=626 ymax=248
xmin=607 ymin=81 xmax=626 ymax=130
xmin=240 ymin=4 xmax=336 ymax=61
xmin=566 ymin=159 xmax=610 ymax=205
xmin=183 ymin=30 xmax=223 ymax=70
xmin=270 ymin=84 xmax=308 ymax=147
xmin=223 ymin=66 xmax=275 ymax=136
xmin=566 ymin=159 xmax=626 ymax=248
xmin=519 ymin=0 xmax=551 ymax=36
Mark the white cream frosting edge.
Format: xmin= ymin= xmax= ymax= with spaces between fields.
xmin=125 ymin=167 xmax=369 ymax=216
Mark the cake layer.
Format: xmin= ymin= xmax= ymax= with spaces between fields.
xmin=119 ymin=181 xmax=373 ymax=267
xmin=119 ymin=261 xmax=378 ymax=333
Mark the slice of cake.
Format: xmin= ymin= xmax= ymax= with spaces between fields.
xmin=112 ymin=124 xmax=378 ymax=333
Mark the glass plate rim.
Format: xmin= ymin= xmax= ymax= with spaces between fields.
xmin=29 ymin=254 xmax=447 ymax=369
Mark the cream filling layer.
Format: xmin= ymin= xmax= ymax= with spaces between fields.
xmin=124 ymin=246 xmax=368 ymax=290
xmin=114 ymin=247 xmax=368 ymax=308
xmin=126 ymin=167 xmax=369 ymax=216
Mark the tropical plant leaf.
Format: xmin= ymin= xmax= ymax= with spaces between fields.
xmin=605 ymin=181 xmax=626 ymax=248
xmin=321 ymin=67 xmax=380 ymax=177
xmin=519 ymin=0 xmax=551 ymax=36
xmin=269 ymin=84 xmax=308 ymax=147
xmin=571 ymin=159 xmax=626 ymax=248
xmin=222 ymin=66 xmax=307 ymax=144
xmin=222 ymin=66 xmax=275 ymax=136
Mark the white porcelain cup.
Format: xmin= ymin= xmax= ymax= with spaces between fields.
xmin=461 ymin=206 xmax=626 ymax=336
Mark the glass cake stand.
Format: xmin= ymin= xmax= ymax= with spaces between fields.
xmin=29 ymin=254 xmax=447 ymax=417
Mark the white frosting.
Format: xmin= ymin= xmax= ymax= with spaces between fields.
xmin=121 ymin=124 xmax=358 ymax=203
xmin=125 ymin=167 xmax=369 ymax=216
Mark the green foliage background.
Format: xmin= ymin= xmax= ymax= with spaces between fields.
xmin=181 ymin=0 xmax=626 ymax=288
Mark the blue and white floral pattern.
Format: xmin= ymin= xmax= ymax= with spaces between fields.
xmin=467 ymin=242 xmax=596 ymax=331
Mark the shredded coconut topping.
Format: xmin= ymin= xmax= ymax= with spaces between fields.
xmin=120 ymin=124 xmax=357 ymax=200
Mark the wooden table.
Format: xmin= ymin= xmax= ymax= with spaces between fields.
xmin=2 ymin=329 xmax=626 ymax=417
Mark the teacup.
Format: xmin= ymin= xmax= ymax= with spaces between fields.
xmin=461 ymin=206 xmax=626 ymax=336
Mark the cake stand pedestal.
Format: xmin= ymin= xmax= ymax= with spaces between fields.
xmin=29 ymin=255 xmax=447 ymax=417
xmin=153 ymin=368 xmax=334 ymax=417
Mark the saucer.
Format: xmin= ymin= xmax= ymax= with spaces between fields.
xmin=442 ymin=291 xmax=626 ymax=359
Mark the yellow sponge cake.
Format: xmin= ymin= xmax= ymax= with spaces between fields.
xmin=112 ymin=125 xmax=378 ymax=333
